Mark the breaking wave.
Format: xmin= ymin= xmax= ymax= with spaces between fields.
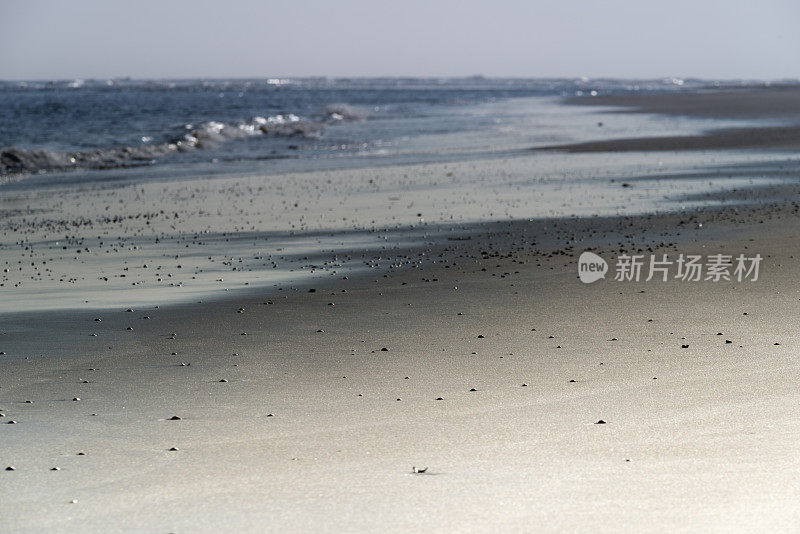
xmin=0 ymin=105 xmax=367 ymax=175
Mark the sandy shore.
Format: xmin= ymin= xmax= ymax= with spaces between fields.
xmin=2 ymin=202 xmax=799 ymax=532
xmin=546 ymin=86 xmax=800 ymax=152
xmin=3 ymin=87 xmax=800 ymax=532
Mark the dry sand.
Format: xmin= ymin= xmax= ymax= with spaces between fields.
xmin=2 ymin=87 xmax=800 ymax=532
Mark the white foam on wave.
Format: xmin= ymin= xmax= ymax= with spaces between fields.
xmin=0 ymin=106 xmax=367 ymax=175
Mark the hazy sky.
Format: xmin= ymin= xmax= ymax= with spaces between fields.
xmin=1 ymin=0 xmax=799 ymax=80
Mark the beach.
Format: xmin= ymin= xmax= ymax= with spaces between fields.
xmin=2 ymin=86 xmax=800 ymax=532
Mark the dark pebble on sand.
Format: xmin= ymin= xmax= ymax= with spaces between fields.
xmin=168 ymin=416 xmax=182 ymax=421
xmin=5 ymin=466 xmax=14 ymax=471
xmin=168 ymin=447 xmax=179 ymax=451
xmin=595 ymin=420 xmax=607 ymax=425
xmin=469 ymin=388 xmax=477 ymax=392
xmin=219 ymin=379 xmax=228 ymax=383
xmin=681 ymin=344 xmax=689 ymax=348
xmin=381 ymin=347 xmax=389 ymax=351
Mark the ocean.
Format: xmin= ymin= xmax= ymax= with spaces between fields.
xmin=0 ymin=76 xmax=769 ymax=184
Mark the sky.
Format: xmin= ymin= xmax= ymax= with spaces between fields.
xmin=1 ymin=0 xmax=799 ymax=80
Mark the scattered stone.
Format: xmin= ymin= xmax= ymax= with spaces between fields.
xmin=219 ymin=379 xmax=228 ymax=383
xmin=5 ymin=466 xmax=14 ymax=471
xmin=168 ymin=416 xmax=182 ymax=421
xmin=412 ymin=466 xmax=428 ymax=474
xmin=595 ymin=420 xmax=607 ymax=425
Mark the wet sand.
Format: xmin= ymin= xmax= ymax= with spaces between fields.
xmin=541 ymin=124 xmax=800 ymax=152
xmin=546 ymin=86 xmax=800 ymax=152
xmin=565 ymin=85 xmax=800 ymax=119
xmin=3 ymin=87 xmax=800 ymax=532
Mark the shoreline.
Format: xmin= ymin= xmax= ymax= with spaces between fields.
xmin=548 ymin=86 xmax=800 ymax=152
